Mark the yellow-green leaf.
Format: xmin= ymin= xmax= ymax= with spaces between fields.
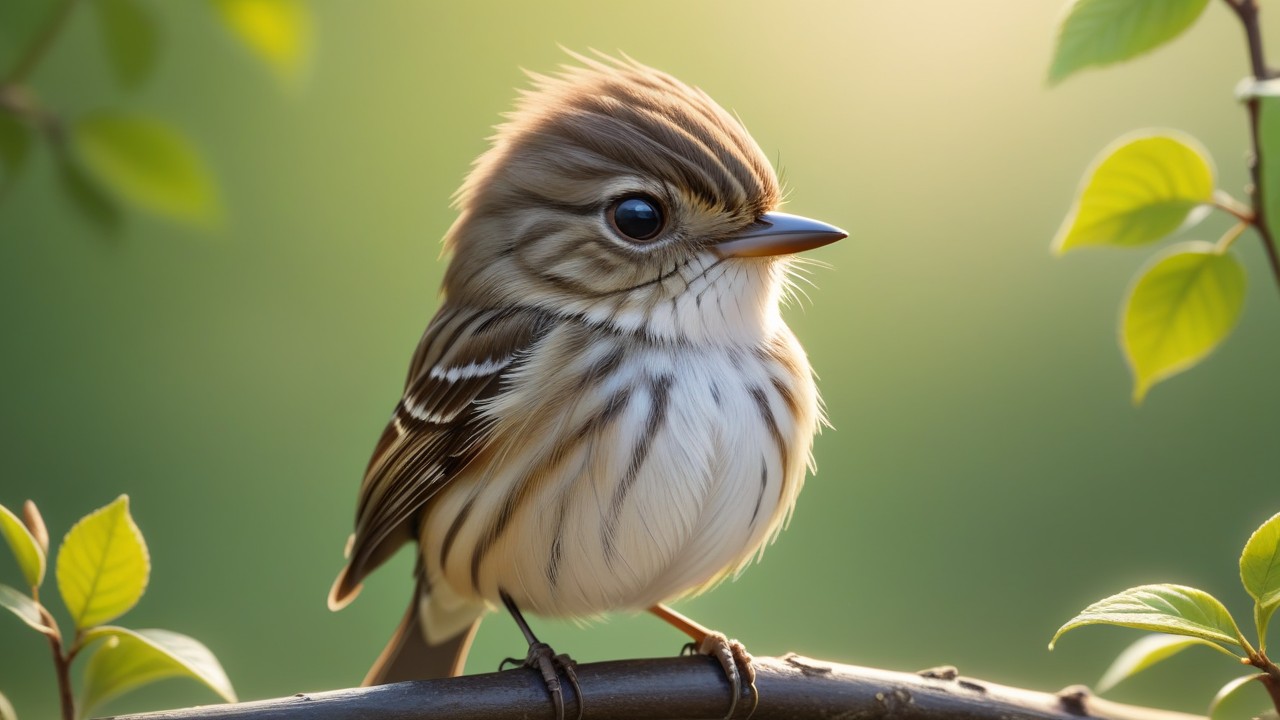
xmin=72 ymin=112 xmax=218 ymax=223
xmin=1048 ymin=0 xmax=1210 ymax=85
xmin=1050 ymin=584 xmax=1244 ymax=649
xmin=56 ymin=495 xmax=149 ymax=630
xmin=1210 ymin=675 xmax=1269 ymax=720
xmin=92 ymin=0 xmax=158 ymax=89
xmin=1122 ymin=242 xmax=1246 ymax=403
xmin=1097 ymin=633 xmax=1238 ymax=693
xmin=81 ymin=627 xmax=237 ymax=715
xmin=0 ymin=583 xmax=53 ymax=636
xmin=0 ymin=503 xmax=44 ymax=588
xmin=211 ymin=0 xmax=312 ymax=84
xmin=0 ymin=689 xmax=14 ymax=720
xmin=1054 ymin=133 xmax=1214 ymax=253
xmin=1241 ymin=511 xmax=1280 ymax=648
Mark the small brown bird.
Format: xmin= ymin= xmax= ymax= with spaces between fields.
xmin=329 ymin=52 xmax=844 ymax=718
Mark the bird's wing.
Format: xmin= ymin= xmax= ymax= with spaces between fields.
xmin=329 ymin=305 xmax=554 ymax=609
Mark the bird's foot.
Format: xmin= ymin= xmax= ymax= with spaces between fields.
xmin=682 ymin=632 xmax=758 ymax=719
xmin=500 ymin=642 xmax=581 ymax=720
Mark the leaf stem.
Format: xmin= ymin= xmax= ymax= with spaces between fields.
xmin=1247 ymin=652 xmax=1280 ymax=716
xmin=46 ymin=635 xmax=75 ymax=720
xmin=1216 ymin=221 xmax=1250 ymax=252
xmin=38 ymin=604 xmax=75 ymax=720
xmin=1222 ymin=0 xmax=1280 ymax=291
xmin=5 ymin=0 xmax=80 ymax=85
xmin=1212 ymin=191 xmax=1255 ymax=223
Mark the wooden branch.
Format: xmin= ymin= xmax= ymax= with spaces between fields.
xmin=100 ymin=654 xmax=1205 ymax=720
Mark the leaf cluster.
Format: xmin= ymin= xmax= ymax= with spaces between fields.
xmin=1049 ymin=0 xmax=1277 ymax=403
xmin=0 ymin=497 xmax=235 ymax=719
xmin=1050 ymin=512 xmax=1280 ymax=719
xmin=0 ymin=0 xmax=313 ymax=233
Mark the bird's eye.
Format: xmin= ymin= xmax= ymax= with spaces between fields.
xmin=608 ymin=195 xmax=665 ymax=242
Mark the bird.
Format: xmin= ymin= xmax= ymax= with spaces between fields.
xmin=328 ymin=51 xmax=845 ymax=719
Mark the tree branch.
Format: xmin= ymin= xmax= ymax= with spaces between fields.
xmin=99 ymin=654 xmax=1206 ymax=720
xmin=1223 ymin=0 xmax=1280 ymax=289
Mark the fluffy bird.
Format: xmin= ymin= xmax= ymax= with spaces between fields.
xmin=329 ymin=53 xmax=844 ymax=718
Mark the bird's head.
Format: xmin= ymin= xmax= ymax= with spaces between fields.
xmin=441 ymin=52 xmax=845 ymax=345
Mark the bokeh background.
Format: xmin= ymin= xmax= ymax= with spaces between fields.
xmin=2 ymin=1 xmax=1279 ymax=717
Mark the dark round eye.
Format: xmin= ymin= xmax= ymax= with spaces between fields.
xmin=608 ymin=195 xmax=665 ymax=242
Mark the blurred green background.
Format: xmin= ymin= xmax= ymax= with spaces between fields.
xmin=2 ymin=1 xmax=1279 ymax=717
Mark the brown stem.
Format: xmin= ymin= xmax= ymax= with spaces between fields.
xmin=0 ymin=84 xmax=64 ymax=148
xmin=1223 ymin=0 xmax=1280 ymax=290
xmin=5 ymin=0 xmax=79 ymax=85
xmin=35 ymin=604 xmax=75 ymax=720
xmin=46 ymin=634 xmax=75 ymax=720
xmin=1261 ymin=676 xmax=1280 ymax=718
xmin=1249 ymin=653 xmax=1280 ymax=717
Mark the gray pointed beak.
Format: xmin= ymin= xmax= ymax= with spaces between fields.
xmin=713 ymin=211 xmax=847 ymax=259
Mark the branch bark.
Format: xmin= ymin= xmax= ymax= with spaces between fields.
xmin=99 ymin=654 xmax=1205 ymax=720
xmin=1223 ymin=0 xmax=1280 ymax=288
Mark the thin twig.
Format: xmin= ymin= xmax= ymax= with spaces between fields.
xmin=1245 ymin=652 xmax=1280 ymax=717
xmin=45 ymin=635 xmax=74 ymax=720
xmin=99 ymin=655 xmax=1207 ymax=720
xmin=34 ymin=604 xmax=75 ymax=720
xmin=5 ymin=0 xmax=79 ymax=85
xmin=1222 ymin=0 xmax=1280 ymax=290
xmin=1211 ymin=191 xmax=1254 ymax=223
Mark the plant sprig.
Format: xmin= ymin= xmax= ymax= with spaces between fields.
xmin=0 ymin=0 xmax=313 ymax=233
xmin=1049 ymin=0 xmax=1280 ymax=403
xmin=0 ymin=496 xmax=235 ymax=720
xmin=1050 ymin=511 xmax=1280 ymax=719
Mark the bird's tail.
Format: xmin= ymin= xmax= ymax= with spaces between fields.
xmin=363 ymin=579 xmax=486 ymax=686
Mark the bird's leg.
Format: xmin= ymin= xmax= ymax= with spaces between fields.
xmin=499 ymin=592 xmax=581 ymax=720
xmin=649 ymin=604 xmax=758 ymax=719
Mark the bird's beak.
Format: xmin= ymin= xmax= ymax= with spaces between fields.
xmin=713 ymin=211 xmax=848 ymax=259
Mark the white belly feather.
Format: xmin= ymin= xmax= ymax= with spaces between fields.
xmin=421 ymin=326 xmax=817 ymax=620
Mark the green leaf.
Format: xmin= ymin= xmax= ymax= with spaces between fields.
xmin=72 ymin=112 xmax=218 ymax=223
xmin=92 ymin=0 xmax=159 ymax=89
xmin=1241 ymin=511 xmax=1280 ymax=647
xmin=1210 ymin=675 xmax=1269 ymax=720
xmin=0 ymin=112 xmax=30 ymax=185
xmin=1048 ymin=0 xmax=1210 ymax=85
xmin=0 ymin=503 xmax=44 ymax=588
xmin=1053 ymin=133 xmax=1214 ymax=253
xmin=56 ymin=495 xmax=149 ymax=630
xmin=0 ymin=689 xmax=14 ymax=720
xmin=57 ymin=155 xmax=124 ymax=235
xmin=211 ymin=0 xmax=312 ymax=84
xmin=81 ymin=627 xmax=237 ymax=715
xmin=1049 ymin=584 xmax=1244 ymax=649
xmin=0 ymin=583 xmax=52 ymax=635
xmin=1122 ymin=242 xmax=1246 ymax=403
xmin=1097 ymin=633 xmax=1239 ymax=693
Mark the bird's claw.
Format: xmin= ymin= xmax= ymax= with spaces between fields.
xmin=690 ymin=632 xmax=758 ymax=720
xmin=500 ymin=642 xmax=582 ymax=720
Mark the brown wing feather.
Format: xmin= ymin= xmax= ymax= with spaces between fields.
xmin=328 ymin=305 xmax=554 ymax=610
